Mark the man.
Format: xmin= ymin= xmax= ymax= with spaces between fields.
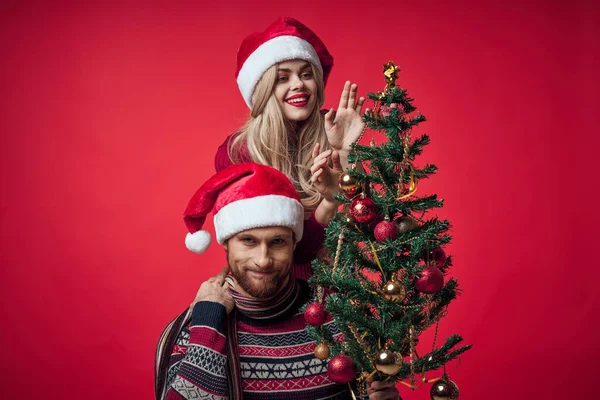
xmin=155 ymin=163 xmax=399 ymax=400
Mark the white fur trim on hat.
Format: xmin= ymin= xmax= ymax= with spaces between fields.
xmin=214 ymin=194 xmax=304 ymax=243
xmin=185 ymin=230 xmax=212 ymax=254
xmin=237 ymin=35 xmax=323 ymax=108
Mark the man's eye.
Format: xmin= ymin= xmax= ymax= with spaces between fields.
xmin=271 ymin=239 xmax=286 ymax=246
xmin=242 ymin=238 xmax=255 ymax=244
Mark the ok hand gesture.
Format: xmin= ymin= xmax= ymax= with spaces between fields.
xmin=310 ymin=143 xmax=343 ymax=203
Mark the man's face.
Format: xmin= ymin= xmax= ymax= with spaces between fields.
xmin=225 ymin=226 xmax=295 ymax=299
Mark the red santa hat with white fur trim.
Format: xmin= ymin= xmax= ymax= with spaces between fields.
xmin=235 ymin=17 xmax=334 ymax=108
xmin=183 ymin=163 xmax=304 ymax=254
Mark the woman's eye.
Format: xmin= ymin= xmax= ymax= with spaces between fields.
xmin=301 ymin=73 xmax=312 ymax=79
xmin=277 ymin=76 xmax=288 ymax=82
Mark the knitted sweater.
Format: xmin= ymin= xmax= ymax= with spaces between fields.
xmin=214 ymin=134 xmax=325 ymax=281
xmin=163 ymin=278 xmax=355 ymax=400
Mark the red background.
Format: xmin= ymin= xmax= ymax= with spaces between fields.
xmin=1 ymin=1 xmax=598 ymax=399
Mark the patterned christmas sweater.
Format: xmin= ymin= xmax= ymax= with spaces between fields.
xmin=163 ymin=278 xmax=356 ymax=400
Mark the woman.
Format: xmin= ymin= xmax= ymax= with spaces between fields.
xmin=214 ymin=17 xmax=366 ymax=279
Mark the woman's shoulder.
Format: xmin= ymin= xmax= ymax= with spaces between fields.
xmin=214 ymin=131 xmax=250 ymax=172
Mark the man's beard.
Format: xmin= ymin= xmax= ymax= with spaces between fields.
xmin=227 ymin=254 xmax=291 ymax=299
xmin=229 ymin=266 xmax=290 ymax=299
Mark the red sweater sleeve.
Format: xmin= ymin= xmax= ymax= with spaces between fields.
xmin=293 ymin=210 xmax=326 ymax=265
xmin=214 ymin=136 xmax=234 ymax=172
xmin=164 ymin=302 xmax=229 ymax=399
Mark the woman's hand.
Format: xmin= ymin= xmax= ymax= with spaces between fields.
xmin=310 ymin=143 xmax=343 ymax=202
xmin=366 ymin=378 xmax=401 ymax=400
xmin=311 ymin=143 xmax=343 ymax=226
xmin=190 ymin=266 xmax=235 ymax=314
xmin=324 ymin=81 xmax=366 ymax=161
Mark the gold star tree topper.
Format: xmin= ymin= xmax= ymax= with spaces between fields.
xmin=384 ymin=61 xmax=400 ymax=89
xmin=377 ymin=61 xmax=401 ymax=99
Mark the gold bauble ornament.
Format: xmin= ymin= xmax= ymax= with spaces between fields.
xmin=382 ymin=277 xmax=406 ymax=302
xmin=339 ymin=172 xmax=362 ymax=196
xmin=314 ymin=343 xmax=330 ymax=360
xmin=374 ymin=347 xmax=402 ymax=375
xmin=394 ymin=215 xmax=419 ymax=234
xmin=430 ymin=376 xmax=460 ymax=400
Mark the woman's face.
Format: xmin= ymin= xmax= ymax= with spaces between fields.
xmin=273 ymin=60 xmax=318 ymax=123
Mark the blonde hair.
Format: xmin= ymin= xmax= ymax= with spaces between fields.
xmin=229 ymin=63 xmax=330 ymax=216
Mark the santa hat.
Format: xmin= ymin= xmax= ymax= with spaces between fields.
xmin=183 ymin=163 xmax=304 ymax=254
xmin=235 ymin=17 xmax=334 ymax=108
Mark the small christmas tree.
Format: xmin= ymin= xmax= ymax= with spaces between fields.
xmin=305 ymin=62 xmax=471 ymax=398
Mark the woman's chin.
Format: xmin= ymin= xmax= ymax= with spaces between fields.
xmin=283 ymin=111 xmax=311 ymax=123
xmin=282 ymin=102 xmax=316 ymax=123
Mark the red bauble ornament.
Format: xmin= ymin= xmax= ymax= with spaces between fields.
xmin=415 ymin=265 xmax=444 ymax=294
xmin=374 ymin=220 xmax=399 ymax=242
xmin=349 ymin=198 xmax=378 ymax=224
xmin=304 ymin=302 xmax=328 ymax=326
xmin=327 ymin=354 xmax=357 ymax=384
xmin=424 ymin=247 xmax=447 ymax=267
xmin=379 ymin=103 xmax=398 ymax=119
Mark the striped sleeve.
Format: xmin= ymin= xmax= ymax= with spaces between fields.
xmin=165 ymin=302 xmax=230 ymax=400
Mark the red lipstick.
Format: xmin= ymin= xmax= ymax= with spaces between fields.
xmin=285 ymin=94 xmax=309 ymax=107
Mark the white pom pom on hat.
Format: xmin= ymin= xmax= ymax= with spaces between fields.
xmin=185 ymin=230 xmax=212 ymax=254
xmin=183 ymin=163 xmax=304 ymax=254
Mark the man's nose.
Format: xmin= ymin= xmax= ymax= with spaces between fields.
xmin=254 ymin=244 xmax=273 ymax=268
